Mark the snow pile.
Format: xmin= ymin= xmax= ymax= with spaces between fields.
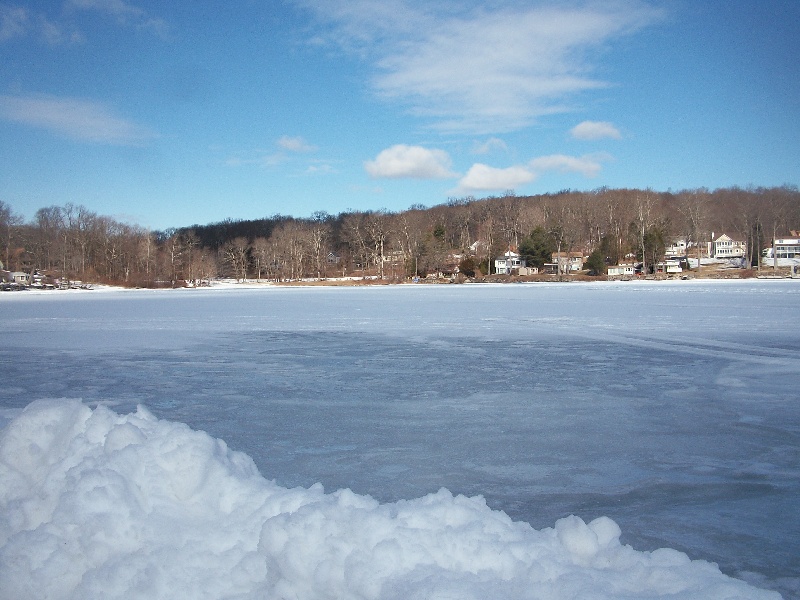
xmin=0 ymin=400 xmax=779 ymax=600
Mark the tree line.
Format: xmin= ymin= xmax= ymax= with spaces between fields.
xmin=1 ymin=185 xmax=798 ymax=286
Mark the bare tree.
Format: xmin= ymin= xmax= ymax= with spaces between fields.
xmin=119 ymin=225 xmax=149 ymax=283
xmin=545 ymin=195 xmax=582 ymax=277
xmin=341 ymin=212 xmax=371 ymax=276
xmin=32 ymin=206 xmax=64 ymax=273
xmin=633 ymin=192 xmax=657 ymax=274
xmin=443 ymin=199 xmax=477 ymax=251
xmin=269 ymin=222 xmax=309 ymax=280
xmin=96 ymin=216 xmax=120 ymax=280
xmin=0 ymin=201 xmax=24 ymax=270
xmin=474 ymin=202 xmax=500 ymax=275
xmin=137 ymin=230 xmax=158 ymax=277
xmin=252 ymin=237 xmax=270 ymax=282
xmin=222 ymin=237 xmax=250 ymax=282
xmin=677 ymin=189 xmax=709 ymax=269
xmin=494 ymin=194 xmax=524 ymax=250
xmin=68 ymin=204 xmax=97 ymax=278
xmin=394 ymin=209 xmax=427 ymax=277
xmin=364 ymin=211 xmax=392 ymax=279
xmin=161 ymin=230 xmax=188 ymax=286
xmin=194 ymin=248 xmax=218 ymax=285
xmin=308 ymin=212 xmax=331 ymax=279
xmin=600 ymin=190 xmax=629 ymax=264
xmin=721 ymin=187 xmax=767 ymax=269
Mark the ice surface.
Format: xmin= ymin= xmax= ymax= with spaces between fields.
xmin=1 ymin=280 xmax=799 ymax=598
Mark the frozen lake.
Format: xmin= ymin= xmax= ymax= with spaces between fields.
xmin=2 ymin=279 xmax=799 ymax=598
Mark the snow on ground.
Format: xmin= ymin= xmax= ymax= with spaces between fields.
xmin=0 ymin=399 xmax=781 ymax=600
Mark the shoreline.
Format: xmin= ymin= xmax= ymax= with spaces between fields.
xmin=2 ymin=270 xmax=798 ymax=297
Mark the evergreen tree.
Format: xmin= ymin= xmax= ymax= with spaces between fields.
xmin=585 ymin=249 xmax=606 ymax=275
xmin=518 ymin=226 xmax=556 ymax=269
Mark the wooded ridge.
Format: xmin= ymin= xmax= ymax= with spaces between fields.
xmin=1 ymin=186 xmax=798 ymax=287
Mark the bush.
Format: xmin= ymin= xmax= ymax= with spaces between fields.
xmin=459 ymin=256 xmax=477 ymax=278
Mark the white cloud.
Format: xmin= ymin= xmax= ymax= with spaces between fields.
xmin=293 ymin=0 xmax=424 ymax=52
xmin=296 ymin=1 xmax=662 ymax=133
xmin=0 ymin=94 xmax=157 ymax=145
xmin=365 ymin=144 xmax=455 ymax=179
xmin=0 ymin=5 xmax=28 ymax=42
xmin=1 ymin=0 xmax=163 ymax=44
xmin=473 ymin=137 xmax=508 ymax=155
xmin=66 ymin=0 xmax=168 ymax=37
xmin=277 ymin=135 xmax=317 ymax=153
xmin=305 ymin=164 xmax=337 ymax=175
xmin=0 ymin=5 xmax=82 ymax=44
xmin=570 ymin=120 xmax=621 ymax=140
xmin=225 ymin=136 xmax=317 ymax=169
xmin=455 ymin=151 xmax=610 ymax=193
xmin=456 ymin=163 xmax=536 ymax=192
xmin=225 ymin=153 xmax=283 ymax=168
xmin=529 ymin=153 xmax=608 ymax=177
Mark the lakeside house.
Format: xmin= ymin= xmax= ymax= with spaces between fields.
xmin=0 ymin=270 xmax=30 ymax=290
xmin=544 ymin=252 xmax=584 ymax=274
xmin=607 ymin=264 xmax=636 ymax=278
xmin=655 ymin=259 xmax=683 ymax=274
xmin=494 ymin=250 xmax=525 ymax=275
xmin=665 ymin=237 xmax=688 ymax=258
xmin=709 ymin=233 xmax=746 ymax=259
xmin=762 ymin=232 xmax=800 ymax=268
xmin=11 ymin=271 xmax=30 ymax=285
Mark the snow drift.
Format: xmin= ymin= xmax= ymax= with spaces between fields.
xmin=0 ymin=400 xmax=779 ymax=600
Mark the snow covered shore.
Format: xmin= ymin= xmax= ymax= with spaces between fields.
xmin=0 ymin=400 xmax=781 ymax=600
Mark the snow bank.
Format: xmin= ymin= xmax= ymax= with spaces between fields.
xmin=0 ymin=400 xmax=779 ymax=600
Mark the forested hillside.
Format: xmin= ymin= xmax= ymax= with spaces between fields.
xmin=2 ymin=186 xmax=798 ymax=286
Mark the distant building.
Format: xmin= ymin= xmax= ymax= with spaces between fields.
xmin=382 ymin=250 xmax=405 ymax=264
xmin=545 ymin=252 xmax=584 ymax=274
xmin=494 ymin=250 xmax=525 ymax=275
xmin=607 ymin=264 xmax=636 ymax=278
xmin=762 ymin=233 xmax=800 ymax=267
xmin=665 ymin=237 xmax=688 ymax=258
xmin=655 ymin=259 xmax=683 ymax=274
xmin=469 ymin=241 xmax=488 ymax=255
xmin=709 ymin=233 xmax=745 ymax=259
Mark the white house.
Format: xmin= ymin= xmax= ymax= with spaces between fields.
xmin=607 ymin=264 xmax=636 ymax=278
xmin=665 ymin=237 xmax=688 ymax=258
xmin=11 ymin=271 xmax=30 ymax=285
xmin=762 ymin=233 xmax=800 ymax=267
xmin=548 ymin=252 xmax=584 ymax=273
xmin=494 ymin=251 xmax=525 ymax=274
xmin=709 ymin=233 xmax=745 ymax=259
xmin=656 ymin=259 xmax=683 ymax=274
xmin=469 ymin=241 xmax=488 ymax=255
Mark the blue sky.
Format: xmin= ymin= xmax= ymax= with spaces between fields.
xmin=1 ymin=0 xmax=798 ymax=230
